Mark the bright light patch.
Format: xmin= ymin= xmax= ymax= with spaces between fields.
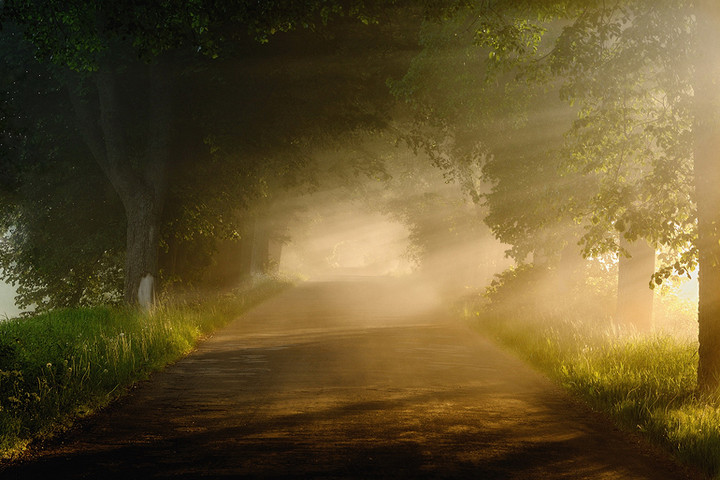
xmin=676 ymin=273 xmax=699 ymax=302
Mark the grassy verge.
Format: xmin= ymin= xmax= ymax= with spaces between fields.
xmin=0 ymin=277 xmax=291 ymax=460
xmin=467 ymin=308 xmax=720 ymax=478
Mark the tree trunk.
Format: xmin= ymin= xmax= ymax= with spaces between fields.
xmin=615 ymin=237 xmax=655 ymax=332
xmin=267 ymin=237 xmax=283 ymax=274
xmin=68 ymin=59 xmax=171 ymax=307
xmin=124 ymin=193 xmax=162 ymax=306
xmin=250 ymin=217 xmax=270 ymax=276
xmin=694 ymin=1 xmax=720 ymax=392
xmin=239 ymin=222 xmax=255 ymax=279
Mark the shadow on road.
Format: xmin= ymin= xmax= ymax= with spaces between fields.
xmin=0 ymin=278 xmax=700 ymax=479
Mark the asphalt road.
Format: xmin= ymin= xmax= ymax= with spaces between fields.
xmin=0 ymin=278 xmax=701 ymax=479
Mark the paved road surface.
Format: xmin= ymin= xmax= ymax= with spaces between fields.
xmin=0 ymin=278 xmax=700 ymax=479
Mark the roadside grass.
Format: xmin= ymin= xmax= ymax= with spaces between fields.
xmin=468 ymin=308 xmax=720 ymax=478
xmin=0 ymin=277 xmax=291 ymax=460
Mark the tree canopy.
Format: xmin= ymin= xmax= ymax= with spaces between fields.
xmin=390 ymin=0 xmax=720 ymax=391
xmin=4 ymin=0 xmax=720 ymax=392
xmin=0 ymin=0 xmax=423 ymax=308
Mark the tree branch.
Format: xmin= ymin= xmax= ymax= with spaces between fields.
xmin=94 ymin=63 xmax=146 ymax=207
xmin=66 ymin=77 xmax=106 ymax=166
xmin=143 ymin=58 xmax=172 ymax=212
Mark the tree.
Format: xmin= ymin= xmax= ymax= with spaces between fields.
xmin=0 ymin=0 xmax=423 ymax=307
xmin=395 ymin=0 xmax=720 ymax=389
xmin=0 ymin=0 xmax=409 ymax=306
xmin=692 ymin=0 xmax=720 ymax=391
xmin=0 ymin=25 xmax=126 ymax=310
xmin=502 ymin=0 xmax=720 ymax=390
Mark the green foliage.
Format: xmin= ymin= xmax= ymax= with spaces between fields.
xmin=550 ymin=1 xmax=695 ymax=264
xmin=468 ymin=275 xmax=720 ymax=477
xmin=391 ymin=4 xmax=581 ymax=262
xmin=485 ymin=264 xmax=549 ymax=312
xmin=390 ymin=9 xmax=542 ymax=202
xmin=395 ymin=1 xmax=697 ymax=277
xmin=0 ymin=276 xmax=290 ymax=459
xmin=512 ymin=1 xmax=694 ymax=273
xmin=0 ymin=0 xmax=408 ymax=71
xmin=484 ymin=260 xmax=616 ymax=323
xmin=0 ymin=1 xmax=424 ymax=306
xmin=0 ymin=27 xmax=126 ymax=311
xmin=0 ymin=169 xmax=126 ymax=311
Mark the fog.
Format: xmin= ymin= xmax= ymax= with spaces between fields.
xmin=0 ymin=2 xmax=702 ymax=343
xmin=279 ymin=193 xmax=414 ymax=280
xmin=3 ymin=5 xmax=718 ymax=478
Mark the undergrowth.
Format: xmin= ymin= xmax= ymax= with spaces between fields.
xmin=0 ymin=277 xmax=290 ymax=460
xmin=468 ymin=262 xmax=720 ymax=477
xmin=472 ymin=311 xmax=718 ymax=476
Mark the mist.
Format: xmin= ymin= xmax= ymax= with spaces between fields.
xmin=7 ymin=3 xmax=720 ymax=478
xmin=278 ymin=193 xmax=413 ymax=280
xmin=0 ymin=0 xmax=700 ymax=337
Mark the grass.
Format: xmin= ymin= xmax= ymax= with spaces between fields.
xmin=468 ymin=307 xmax=720 ymax=478
xmin=0 ymin=277 xmax=291 ymax=460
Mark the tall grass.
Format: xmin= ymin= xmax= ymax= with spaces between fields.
xmin=468 ymin=306 xmax=720 ymax=477
xmin=0 ymin=277 xmax=290 ymax=460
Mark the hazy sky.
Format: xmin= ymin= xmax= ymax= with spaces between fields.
xmin=0 ymin=281 xmax=20 ymax=319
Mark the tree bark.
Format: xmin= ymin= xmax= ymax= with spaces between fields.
xmin=125 ymin=192 xmax=162 ymax=305
xmin=68 ymin=59 xmax=171 ymax=307
xmin=694 ymin=1 xmax=720 ymax=392
xmin=615 ymin=237 xmax=655 ymax=332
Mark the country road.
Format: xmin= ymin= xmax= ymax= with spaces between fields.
xmin=0 ymin=278 xmax=700 ymax=479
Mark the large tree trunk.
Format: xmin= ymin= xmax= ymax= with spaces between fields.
xmin=68 ymin=60 xmax=171 ymax=307
xmin=615 ymin=237 xmax=655 ymax=332
xmin=124 ymin=192 xmax=162 ymax=306
xmin=694 ymin=1 xmax=720 ymax=392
